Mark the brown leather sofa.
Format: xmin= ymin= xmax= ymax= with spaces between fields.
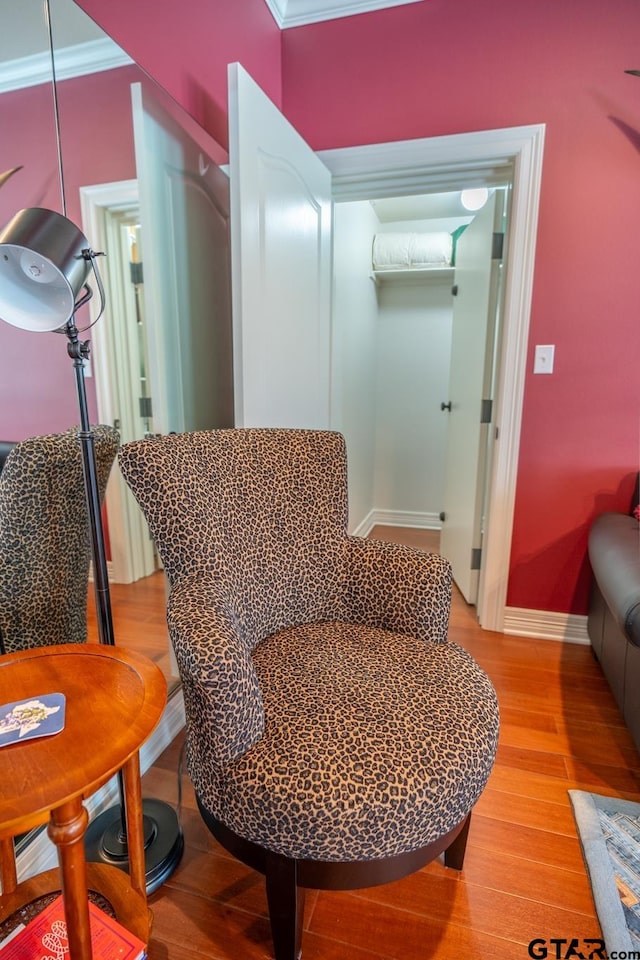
xmin=588 ymin=481 xmax=640 ymax=753
xmin=0 ymin=442 xmax=16 ymax=474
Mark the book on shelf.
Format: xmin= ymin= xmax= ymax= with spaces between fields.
xmin=0 ymin=893 xmax=146 ymax=958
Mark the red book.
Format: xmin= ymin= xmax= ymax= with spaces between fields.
xmin=0 ymin=894 xmax=146 ymax=959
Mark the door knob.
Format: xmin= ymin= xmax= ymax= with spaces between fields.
xmin=440 ymin=401 xmax=452 ymax=412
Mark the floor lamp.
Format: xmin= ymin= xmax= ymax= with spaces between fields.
xmin=0 ymin=206 xmax=184 ymax=892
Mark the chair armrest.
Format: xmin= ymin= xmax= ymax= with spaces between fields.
xmin=342 ymin=536 xmax=452 ymax=643
xmin=167 ymin=575 xmax=265 ymax=765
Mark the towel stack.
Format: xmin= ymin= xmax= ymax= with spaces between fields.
xmin=372 ymin=232 xmax=453 ymax=271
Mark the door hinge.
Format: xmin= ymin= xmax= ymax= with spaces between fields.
xmin=439 ymin=511 xmax=446 ymax=523
xmin=451 ymin=283 xmax=459 ymax=296
xmin=492 ymin=231 xmax=504 ymax=261
xmin=471 ymin=548 xmax=482 ymax=570
xmin=139 ymin=396 xmax=153 ymax=420
xmin=130 ymin=260 xmax=144 ymax=285
xmin=480 ymin=398 xmax=493 ymax=424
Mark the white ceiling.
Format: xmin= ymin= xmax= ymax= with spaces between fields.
xmin=371 ymin=194 xmax=478 ymax=224
xmin=0 ymin=0 xmax=103 ymax=62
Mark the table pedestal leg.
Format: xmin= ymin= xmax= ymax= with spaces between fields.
xmin=0 ymin=837 xmax=17 ymax=895
xmin=121 ymin=753 xmax=146 ymax=898
xmin=48 ymin=798 xmax=91 ymax=960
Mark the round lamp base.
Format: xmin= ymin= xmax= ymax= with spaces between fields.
xmin=85 ymin=798 xmax=184 ymax=894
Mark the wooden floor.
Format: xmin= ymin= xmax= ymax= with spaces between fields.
xmin=107 ymin=526 xmax=640 ymax=959
xmin=87 ymin=567 xmax=180 ymax=693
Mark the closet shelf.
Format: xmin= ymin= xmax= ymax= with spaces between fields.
xmin=370 ymin=267 xmax=454 ymax=286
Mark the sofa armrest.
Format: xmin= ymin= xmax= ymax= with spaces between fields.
xmin=167 ymin=575 xmax=265 ymax=765
xmin=342 ymin=536 xmax=452 ymax=643
xmin=0 ymin=441 xmax=16 ymax=475
xmin=589 ymin=513 xmax=640 ymax=646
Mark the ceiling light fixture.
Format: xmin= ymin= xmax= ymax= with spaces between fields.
xmin=460 ymin=188 xmax=489 ymax=212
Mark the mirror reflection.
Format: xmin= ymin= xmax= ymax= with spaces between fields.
xmin=0 ymin=0 xmax=234 ymax=690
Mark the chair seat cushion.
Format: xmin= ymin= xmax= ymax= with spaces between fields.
xmin=209 ymin=621 xmax=499 ymax=862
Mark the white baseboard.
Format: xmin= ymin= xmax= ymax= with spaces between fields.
xmin=15 ymin=689 xmax=186 ymax=884
xmin=352 ymin=509 xmax=441 ymax=538
xmin=503 ymin=607 xmax=589 ymax=644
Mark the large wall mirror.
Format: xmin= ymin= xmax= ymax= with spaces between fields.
xmin=0 ymin=0 xmax=234 ymax=691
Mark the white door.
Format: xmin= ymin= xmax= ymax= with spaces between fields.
xmin=228 ymin=63 xmax=332 ymax=428
xmin=131 ymin=81 xmax=234 ymax=435
xmin=439 ymin=192 xmax=503 ymax=604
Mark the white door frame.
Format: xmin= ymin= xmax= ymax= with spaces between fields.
xmin=80 ymin=179 xmax=156 ymax=584
xmin=319 ymin=123 xmax=545 ymax=632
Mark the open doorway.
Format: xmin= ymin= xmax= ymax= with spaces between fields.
xmin=80 ymin=179 xmax=158 ymax=585
xmin=320 ymin=123 xmax=545 ymax=630
xmin=330 ymin=185 xmax=508 ymax=608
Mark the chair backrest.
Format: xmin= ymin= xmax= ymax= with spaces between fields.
xmin=0 ymin=425 xmax=119 ymax=654
xmin=119 ymin=429 xmax=350 ymax=639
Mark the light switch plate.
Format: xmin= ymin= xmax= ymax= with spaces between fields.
xmin=534 ymin=344 xmax=555 ymax=374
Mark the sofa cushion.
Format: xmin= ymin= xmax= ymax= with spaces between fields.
xmin=589 ymin=513 xmax=640 ymax=646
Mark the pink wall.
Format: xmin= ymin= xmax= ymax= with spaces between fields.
xmin=9 ymin=0 xmax=639 ymax=616
xmin=0 ymin=65 xmax=140 ymax=440
xmin=74 ymin=0 xmax=282 ymax=150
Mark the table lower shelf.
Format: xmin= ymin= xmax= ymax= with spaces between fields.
xmin=0 ymin=862 xmax=151 ymax=945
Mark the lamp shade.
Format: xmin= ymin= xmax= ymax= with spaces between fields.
xmin=0 ymin=208 xmax=91 ymax=332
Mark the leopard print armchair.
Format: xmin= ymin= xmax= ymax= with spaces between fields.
xmin=0 ymin=425 xmax=119 ymax=654
xmin=119 ymin=428 xmax=499 ymax=960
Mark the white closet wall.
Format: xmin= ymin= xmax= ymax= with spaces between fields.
xmin=330 ymin=201 xmax=380 ymax=530
xmin=331 ymin=205 xmax=470 ymax=534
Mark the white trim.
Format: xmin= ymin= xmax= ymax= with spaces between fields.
xmin=80 ymin=180 xmax=157 ymax=585
xmin=88 ymin=560 xmax=115 ymax=582
xmin=320 ymin=123 xmax=545 ymax=633
xmin=263 ymin=0 xmax=422 ymax=28
xmin=0 ymin=38 xmax=133 ymax=94
xmin=503 ymin=608 xmax=590 ymax=645
xmin=16 ymin=690 xmax=186 ymax=883
xmin=352 ymin=508 xmax=440 ymax=537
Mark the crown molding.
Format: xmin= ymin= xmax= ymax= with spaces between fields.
xmin=263 ymin=0 xmax=423 ymax=29
xmin=0 ymin=37 xmax=133 ymax=94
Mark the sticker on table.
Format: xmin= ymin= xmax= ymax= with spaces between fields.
xmin=0 ymin=693 xmax=66 ymax=746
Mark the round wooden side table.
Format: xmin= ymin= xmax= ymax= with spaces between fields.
xmin=0 ymin=643 xmax=167 ymax=959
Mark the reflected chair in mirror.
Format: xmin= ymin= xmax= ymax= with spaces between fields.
xmin=119 ymin=428 xmax=500 ymax=960
xmin=0 ymin=425 xmax=119 ymax=655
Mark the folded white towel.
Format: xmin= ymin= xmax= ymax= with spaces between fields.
xmin=372 ymin=233 xmax=411 ymax=267
xmin=372 ymin=232 xmax=452 ymax=270
xmin=408 ymin=232 xmax=453 ymax=266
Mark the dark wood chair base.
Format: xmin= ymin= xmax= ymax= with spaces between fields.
xmin=197 ymin=796 xmax=472 ymax=960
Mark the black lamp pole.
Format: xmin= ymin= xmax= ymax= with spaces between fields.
xmin=69 ymin=256 xmax=184 ymax=893
xmin=67 ymin=317 xmax=115 ymax=651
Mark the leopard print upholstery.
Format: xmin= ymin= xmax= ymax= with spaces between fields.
xmin=0 ymin=425 xmax=119 ymax=654
xmin=119 ymin=428 xmax=499 ymax=861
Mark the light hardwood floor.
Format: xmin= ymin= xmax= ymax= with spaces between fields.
xmin=101 ymin=526 xmax=639 ymax=959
